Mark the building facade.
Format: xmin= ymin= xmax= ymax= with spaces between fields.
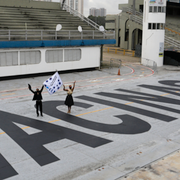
xmin=89 ymin=8 xmax=106 ymax=17
xmin=105 ymin=0 xmax=180 ymax=67
xmin=99 ymin=8 xmax=106 ymax=17
xmin=89 ymin=8 xmax=96 ymax=16
xmin=61 ymin=0 xmax=84 ymax=15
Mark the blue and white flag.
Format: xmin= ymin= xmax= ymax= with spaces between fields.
xmin=43 ymin=72 xmax=62 ymax=95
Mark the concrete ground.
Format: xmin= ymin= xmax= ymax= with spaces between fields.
xmin=1 ymin=52 xmax=180 ymax=180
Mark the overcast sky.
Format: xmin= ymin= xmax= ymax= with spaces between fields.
xmin=52 ymin=0 xmax=128 ymax=17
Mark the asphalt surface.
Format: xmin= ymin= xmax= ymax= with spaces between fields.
xmin=1 ymin=53 xmax=180 ymax=180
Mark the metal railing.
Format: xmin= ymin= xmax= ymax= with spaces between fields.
xmin=165 ymin=35 xmax=180 ymax=50
xmin=122 ymin=7 xmax=143 ymax=17
xmin=130 ymin=15 xmax=143 ymax=25
xmin=0 ymin=29 xmax=115 ymax=41
xmin=104 ymin=47 xmax=135 ymax=57
xmin=62 ymin=3 xmax=106 ymax=33
xmin=123 ymin=7 xmax=180 ymax=50
xmin=110 ymin=58 xmax=122 ymax=68
xmin=122 ymin=7 xmax=143 ymax=25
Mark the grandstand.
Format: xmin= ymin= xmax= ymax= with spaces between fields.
xmin=0 ymin=0 xmax=116 ymax=78
xmin=0 ymin=0 xmax=109 ymax=41
xmin=0 ymin=6 xmax=93 ymax=30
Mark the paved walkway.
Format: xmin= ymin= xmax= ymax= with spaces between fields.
xmin=1 ymin=52 xmax=180 ymax=180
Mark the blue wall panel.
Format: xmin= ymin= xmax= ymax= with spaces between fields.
xmin=0 ymin=39 xmax=116 ymax=49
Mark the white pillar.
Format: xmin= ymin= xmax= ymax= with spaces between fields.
xmin=141 ymin=0 xmax=166 ymax=67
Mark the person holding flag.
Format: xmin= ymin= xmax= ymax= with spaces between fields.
xmin=63 ymin=81 xmax=76 ymax=113
xmin=28 ymin=84 xmax=44 ymax=117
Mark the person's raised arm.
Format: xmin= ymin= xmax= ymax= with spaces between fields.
xmin=40 ymin=85 xmax=44 ymax=92
xmin=63 ymin=84 xmax=68 ymax=91
xmin=28 ymin=84 xmax=35 ymax=93
xmin=72 ymin=81 xmax=76 ymax=91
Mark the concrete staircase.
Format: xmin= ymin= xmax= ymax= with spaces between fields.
xmin=0 ymin=2 xmax=106 ymax=41
xmin=122 ymin=7 xmax=180 ymax=51
xmin=0 ymin=6 xmax=94 ymax=30
xmin=164 ymin=16 xmax=180 ymax=50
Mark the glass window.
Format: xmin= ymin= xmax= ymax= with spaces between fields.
xmin=149 ymin=6 xmax=153 ymax=12
xmin=64 ymin=49 xmax=81 ymax=62
xmin=154 ymin=6 xmax=157 ymax=12
xmin=46 ymin=50 xmax=63 ymax=63
xmin=20 ymin=51 xmax=41 ymax=65
xmin=158 ymin=7 xmax=161 ymax=12
xmin=0 ymin=52 xmax=18 ymax=66
xmin=148 ymin=23 xmax=152 ymax=29
xmin=153 ymin=23 xmax=156 ymax=29
xmin=157 ymin=23 xmax=160 ymax=29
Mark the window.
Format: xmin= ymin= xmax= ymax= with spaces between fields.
xmin=64 ymin=49 xmax=81 ymax=62
xmin=148 ymin=23 xmax=164 ymax=30
xmin=75 ymin=0 xmax=78 ymax=11
xmin=148 ymin=23 xmax=152 ymax=29
xmin=46 ymin=50 xmax=63 ymax=63
xmin=149 ymin=6 xmax=166 ymax=13
xmin=154 ymin=6 xmax=157 ymax=12
xmin=162 ymin=7 xmax=166 ymax=13
xmin=157 ymin=23 xmax=160 ymax=29
xmin=20 ymin=51 xmax=41 ymax=65
xmin=0 ymin=52 xmax=18 ymax=66
xmin=149 ymin=6 xmax=153 ymax=12
xmin=158 ymin=7 xmax=161 ymax=12
xmin=153 ymin=23 xmax=156 ymax=29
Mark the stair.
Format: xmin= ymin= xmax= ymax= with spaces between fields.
xmin=0 ymin=5 xmax=110 ymax=41
xmin=123 ymin=7 xmax=180 ymax=51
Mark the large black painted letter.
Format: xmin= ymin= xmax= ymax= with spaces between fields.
xmin=42 ymin=101 xmax=151 ymax=134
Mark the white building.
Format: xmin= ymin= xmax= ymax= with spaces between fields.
xmin=61 ymin=0 xmax=84 ymax=15
xmin=89 ymin=8 xmax=96 ymax=16
xmin=99 ymin=8 xmax=106 ymax=17
xmin=142 ymin=0 xmax=166 ymax=67
xmin=89 ymin=8 xmax=106 ymax=17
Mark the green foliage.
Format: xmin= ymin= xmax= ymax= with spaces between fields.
xmin=88 ymin=15 xmax=106 ymax=27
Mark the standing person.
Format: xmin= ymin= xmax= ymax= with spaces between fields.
xmin=28 ymin=84 xmax=44 ymax=117
xmin=63 ymin=81 xmax=76 ymax=113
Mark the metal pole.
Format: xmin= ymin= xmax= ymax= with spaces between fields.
xmin=55 ymin=31 xmax=57 ymax=40
xmin=118 ymin=13 xmax=120 ymax=46
xmin=62 ymin=0 xmax=66 ymax=9
xmin=100 ymin=45 xmax=103 ymax=70
xmin=8 ymin=30 xmax=10 ymax=41
xmin=69 ymin=31 xmax=70 ymax=39
xmin=41 ymin=30 xmax=43 ymax=40
xmin=133 ymin=0 xmax=136 ymax=15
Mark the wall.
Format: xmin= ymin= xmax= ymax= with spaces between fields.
xmin=142 ymin=0 xmax=166 ymax=67
xmin=0 ymin=39 xmax=116 ymax=49
xmin=106 ymin=0 xmax=144 ymax=49
xmin=0 ymin=46 xmax=101 ymax=77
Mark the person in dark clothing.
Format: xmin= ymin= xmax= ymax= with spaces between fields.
xmin=28 ymin=84 xmax=44 ymax=117
xmin=63 ymin=81 xmax=76 ymax=113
